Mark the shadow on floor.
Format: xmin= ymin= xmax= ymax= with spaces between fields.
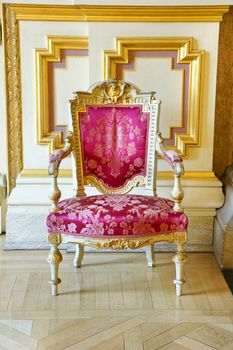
xmin=223 ymin=269 xmax=233 ymax=294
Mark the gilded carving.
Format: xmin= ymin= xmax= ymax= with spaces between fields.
xmin=173 ymin=232 xmax=187 ymax=243
xmin=9 ymin=4 xmax=229 ymax=22
xmin=91 ymin=79 xmax=139 ymax=104
xmin=3 ymin=5 xmax=23 ymax=192
xmin=48 ymin=233 xmax=61 ymax=245
xmin=60 ymin=233 xmax=183 ymax=249
xmin=47 ymin=249 xmax=62 ymax=265
xmin=83 ymin=238 xmax=155 ymax=250
xmin=84 ymin=174 xmax=145 ymax=194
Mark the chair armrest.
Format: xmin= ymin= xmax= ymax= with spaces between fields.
xmin=48 ymin=132 xmax=73 ymax=212
xmin=156 ymin=132 xmax=184 ymax=212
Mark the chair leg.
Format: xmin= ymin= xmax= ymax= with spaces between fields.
xmin=172 ymin=242 xmax=187 ymax=297
xmin=73 ymin=244 xmax=84 ymax=268
xmin=145 ymin=244 xmax=155 ymax=267
xmin=47 ymin=243 xmax=62 ymax=296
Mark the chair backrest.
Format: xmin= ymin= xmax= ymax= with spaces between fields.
xmin=70 ymin=79 xmax=161 ymax=196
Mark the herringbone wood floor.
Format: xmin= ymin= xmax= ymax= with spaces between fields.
xmin=0 ymin=235 xmax=233 ymax=350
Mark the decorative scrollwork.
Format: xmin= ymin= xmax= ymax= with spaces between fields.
xmin=76 ymin=238 xmax=156 ymax=250
xmin=61 ymin=233 xmax=186 ymax=250
xmin=173 ymin=232 xmax=187 ymax=243
xmin=3 ymin=5 xmax=23 ymax=192
xmin=48 ymin=233 xmax=61 ymax=245
xmin=84 ymin=174 xmax=145 ymax=194
xmin=90 ymin=79 xmax=140 ymax=104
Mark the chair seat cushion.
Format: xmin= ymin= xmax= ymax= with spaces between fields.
xmin=47 ymin=194 xmax=188 ymax=238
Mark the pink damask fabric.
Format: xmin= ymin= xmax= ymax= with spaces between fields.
xmin=49 ymin=149 xmax=65 ymax=164
xmin=79 ymin=106 xmax=149 ymax=189
xmin=47 ymin=194 xmax=188 ymax=238
xmin=49 ymin=149 xmax=70 ymax=165
xmin=163 ymin=150 xmax=183 ymax=167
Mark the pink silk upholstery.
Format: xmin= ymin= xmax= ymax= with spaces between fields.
xmin=49 ymin=149 xmax=69 ymax=165
xmin=47 ymin=194 xmax=188 ymax=238
xmin=163 ymin=150 xmax=183 ymax=167
xmin=79 ymin=106 xmax=149 ymax=189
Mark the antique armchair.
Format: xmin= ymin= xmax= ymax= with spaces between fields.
xmin=46 ymin=79 xmax=188 ymax=297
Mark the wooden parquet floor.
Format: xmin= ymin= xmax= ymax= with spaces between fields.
xmin=0 ymin=236 xmax=233 ymax=350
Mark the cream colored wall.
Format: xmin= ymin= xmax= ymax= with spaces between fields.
xmin=124 ymin=58 xmax=183 ymax=139
xmin=89 ymin=21 xmax=219 ymax=172
xmin=20 ymin=21 xmax=89 ymax=169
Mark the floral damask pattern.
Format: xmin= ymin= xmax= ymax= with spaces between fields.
xmin=47 ymin=194 xmax=188 ymax=238
xmin=79 ymin=106 xmax=149 ymax=189
xmin=164 ymin=150 xmax=183 ymax=167
xmin=49 ymin=149 xmax=66 ymax=164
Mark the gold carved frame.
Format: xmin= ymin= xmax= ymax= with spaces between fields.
xmin=36 ymin=36 xmax=88 ymax=153
xmin=70 ymin=79 xmax=160 ymax=195
xmin=104 ymin=37 xmax=204 ymax=157
xmin=48 ymin=231 xmax=187 ymax=250
xmin=2 ymin=4 xmax=229 ymax=192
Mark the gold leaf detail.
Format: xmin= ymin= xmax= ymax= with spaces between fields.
xmin=4 ymin=5 xmax=23 ymax=192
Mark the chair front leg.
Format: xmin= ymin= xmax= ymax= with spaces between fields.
xmin=172 ymin=242 xmax=187 ymax=296
xmin=73 ymin=244 xmax=84 ymax=268
xmin=47 ymin=242 xmax=63 ymax=296
xmin=145 ymin=244 xmax=155 ymax=267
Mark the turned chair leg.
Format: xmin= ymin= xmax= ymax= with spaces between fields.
xmin=73 ymin=244 xmax=84 ymax=268
xmin=145 ymin=244 xmax=155 ymax=267
xmin=173 ymin=243 xmax=187 ymax=296
xmin=47 ymin=243 xmax=62 ymax=296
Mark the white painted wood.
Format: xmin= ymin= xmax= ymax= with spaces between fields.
xmin=73 ymin=244 xmax=84 ymax=268
xmin=173 ymin=243 xmax=187 ymax=297
xmin=48 ymin=243 xmax=62 ymax=296
xmin=145 ymin=245 xmax=156 ymax=267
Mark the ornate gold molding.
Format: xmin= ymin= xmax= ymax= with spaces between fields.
xmin=36 ymin=36 xmax=88 ymax=153
xmin=48 ymin=233 xmax=61 ymax=245
xmin=2 ymin=5 xmax=23 ymax=193
xmin=104 ymin=37 xmax=204 ymax=157
xmin=9 ymin=4 xmax=229 ymax=22
xmin=84 ymin=175 xmax=145 ymax=194
xmin=60 ymin=231 xmax=187 ymax=250
xmin=19 ymin=169 xmax=218 ymax=182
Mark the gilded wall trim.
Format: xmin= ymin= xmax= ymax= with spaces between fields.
xmin=9 ymin=4 xmax=229 ymax=22
xmin=104 ymin=37 xmax=204 ymax=157
xmin=19 ymin=169 xmax=218 ymax=182
xmin=213 ymin=6 xmax=233 ymax=178
xmin=36 ymin=36 xmax=88 ymax=153
xmin=2 ymin=4 xmax=23 ymax=193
